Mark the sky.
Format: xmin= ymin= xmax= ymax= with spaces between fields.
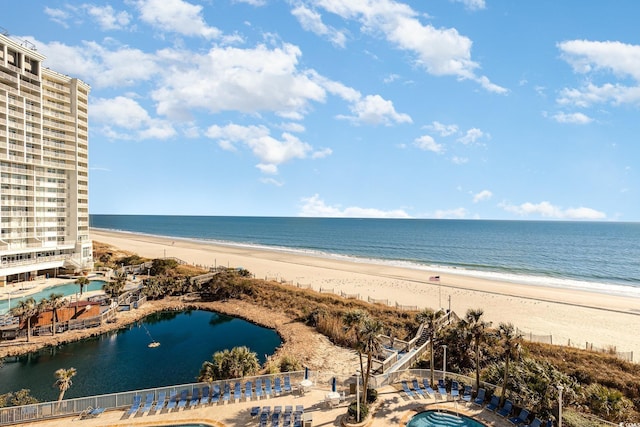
xmin=4 ymin=0 xmax=640 ymax=220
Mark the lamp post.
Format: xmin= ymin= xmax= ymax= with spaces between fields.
xmin=356 ymin=370 xmax=361 ymax=423
xmin=557 ymin=385 xmax=564 ymax=427
xmin=442 ymin=345 xmax=448 ymax=381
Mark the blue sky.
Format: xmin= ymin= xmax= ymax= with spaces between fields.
xmin=5 ymin=0 xmax=639 ymax=220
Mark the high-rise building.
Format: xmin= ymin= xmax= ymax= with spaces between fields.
xmin=0 ymin=32 xmax=92 ymax=287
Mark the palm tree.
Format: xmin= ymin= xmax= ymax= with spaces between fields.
xmin=464 ymin=308 xmax=491 ymax=391
xmin=343 ymin=309 xmax=368 ymax=378
xmin=10 ymin=297 xmax=37 ymax=342
xmin=54 ymin=367 xmax=77 ymax=402
xmin=359 ymin=317 xmax=384 ymax=405
xmin=47 ymin=293 xmax=68 ymax=336
xmin=103 ymin=279 xmax=125 ymax=301
xmin=37 ymin=297 xmax=49 ymax=335
xmin=74 ymin=276 xmax=90 ymax=296
xmin=496 ymin=322 xmax=522 ymax=405
xmin=416 ymin=308 xmax=443 ymax=388
xmin=197 ymin=346 xmax=259 ymax=381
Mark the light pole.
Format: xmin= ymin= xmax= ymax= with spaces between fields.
xmin=442 ymin=345 xmax=448 ymax=381
xmin=356 ymin=370 xmax=361 ymax=423
xmin=557 ymin=385 xmax=564 ymax=427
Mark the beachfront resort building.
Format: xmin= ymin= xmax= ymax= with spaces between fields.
xmin=0 ymin=31 xmax=92 ymax=286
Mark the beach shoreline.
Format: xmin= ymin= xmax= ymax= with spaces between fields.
xmin=90 ymin=228 xmax=640 ymax=360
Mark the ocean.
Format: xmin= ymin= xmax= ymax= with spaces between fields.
xmin=90 ymin=215 xmax=640 ymax=298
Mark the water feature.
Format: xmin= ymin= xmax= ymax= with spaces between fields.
xmin=0 ymin=280 xmax=107 ymax=314
xmin=0 ymin=310 xmax=282 ymax=401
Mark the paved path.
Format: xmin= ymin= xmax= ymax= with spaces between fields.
xmin=19 ymin=384 xmax=513 ymax=427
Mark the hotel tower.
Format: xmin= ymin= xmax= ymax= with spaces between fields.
xmin=0 ymin=31 xmax=92 ymax=287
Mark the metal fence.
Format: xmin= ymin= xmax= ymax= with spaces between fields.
xmin=0 ymin=370 xmax=305 ymax=426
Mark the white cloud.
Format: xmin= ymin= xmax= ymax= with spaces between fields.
xmin=313 ymin=0 xmax=505 ymax=93
xmin=26 ymin=37 xmax=159 ymax=88
xmin=90 ymin=96 xmax=176 ymax=140
xmin=152 ymin=43 xmax=326 ymax=120
xmin=206 ymin=124 xmax=315 ymax=173
xmin=457 ymin=128 xmax=485 ymax=145
xmin=234 ymin=0 xmax=267 ymax=5
xmin=451 ymin=156 xmax=468 ymax=164
xmin=433 ymin=208 xmax=467 ymax=219
xmin=557 ymin=40 xmax=640 ymax=107
xmin=338 ymin=94 xmax=412 ymax=125
xmin=552 ymin=112 xmax=593 ymax=124
xmin=428 ymin=121 xmax=458 ymax=137
xmin=450 ymin=0 xmax=486 ymax=11
xmin=311 ymin=148 xmax=333 ymax=159
xmin=292 ymin=4 xmax=347 ymax=47
xmin=134 ymin=0 xmax=222 ymax=39
xmin=84 ymin=4 xmax=132 ymax=30
xmin=44 ymin=6 xmax=73 ymax=28
xmin=414 ymin=135 xmax=444 ymax=153
xmin=260 ymin=177 xmax=284 ymax=186
xmin=299 ymin=194 xmax=411 ymax=218
xmin=499 ymin=201 xmax=606 ymax=220
xmin=473 ymin=190 xmax=492 ymax=203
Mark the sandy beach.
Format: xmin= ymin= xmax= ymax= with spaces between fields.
xmin=89 ymin=229 xmax=640 ymax=361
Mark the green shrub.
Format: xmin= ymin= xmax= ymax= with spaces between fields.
xmin=347 ymin=401 xmax=368 ymax=422
xmin=366 ymin=388 xmax=378 ymax=404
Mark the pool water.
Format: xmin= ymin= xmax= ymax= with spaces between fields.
xmin=0 ymin=280 xmax=106 ymax=314
xmin=407 ymin=410 xmax=486 ymax=427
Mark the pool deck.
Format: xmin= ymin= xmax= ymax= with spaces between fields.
xmin=18 ymin=384 xmax=513 ymax=427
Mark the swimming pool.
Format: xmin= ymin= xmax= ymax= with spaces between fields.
xmin=0 ymin=280 xmax=106 ymax=314
xmin=407 ymin=410 xmax=487 ymax=427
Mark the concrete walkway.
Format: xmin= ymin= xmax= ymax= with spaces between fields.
xmin=18 ymin=384 xmax=513 ymax=427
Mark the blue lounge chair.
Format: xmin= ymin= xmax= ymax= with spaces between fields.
xmin=89 ymin=407 xmax=105 ymax=417
xmin=462 ymin=385 xmax=472 ymax=402
xmin=411 ymin=379 xmax=426 ymax=398
xmin=177 ymin=390 xmax=188 ymax=409
xmin=201 ymin=386 xmax=210 ymax=405
xmin=251 ymin=406 xmax=261 ymax=416
xmin=451 ymin=381 xmax=460 ymax=399
xmin=509 ymin=408 xmax=530 ymax=425
xmin=259 ymin=412 xmax=269 ymax=427
xmin=285 ymin=405 xmax=293 ymax=413
xmin=223 ymin=383 xmax=231 ymax=403
xmin=81 ymin=407 xmax=105 ymax=419
xmin=154 ymin=391 xmax=166 ymax=411
xmin=234 ymin=382 xmax=242 ymax=401
xmin=256 ymin=379 xmax=263 ymax=399
xmin=485 ymin=395 xmax=500 ymax=411
xmin=282 ymin=411 xmax=292 ymax=427
xmin=283 ymin=375 xmax=292 ymax=393
xmin=401 ymin=380 xmax=415 ymax=398
xmin=437 ymin=379 xmax=447 ymax=397
xmin=189 ymin=388 xmax=200 ymax=407
xmin=127 ymin=395 xmax=141 ymax=415
xmin=140 ymin=393 xmax=154 ymax=413
xmin=165 ymin=391 xmax=178 ymax=410
xmin=274 ymin=377 xmax=282 ymax=395
xmin=245 ymin=381 xmax=253 ymax=400
xmin=272 ymin=411 xmax=281 ymax=427
xmin=473 ymin=388 xmax=486 ymax=406
xmin=295 ymin=405 xmax=303 ymax=414
xmin=524 ymin=418 xmax=542 ymax=427
xmin=422 ymin=379 xmax=436 ymax=396
xmin=265 ymin=378 xmax=272 ymax=397
xmin=211 ymin=384 xmax=221 ymax=404
xmin=498 ymin=399 xmax=514 ymax=417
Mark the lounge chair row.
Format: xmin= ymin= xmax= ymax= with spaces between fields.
xmin=251 ymin=405 xmax=305 ymax=427
xmin=401 ymin=378 xmax=470 ymax=401
xmin=127 ymin=376 xmax=295 ymax=416
xmin=472 ymin=387 xmax=544 ymax=427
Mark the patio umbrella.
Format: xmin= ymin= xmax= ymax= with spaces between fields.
xmin=304 ymin=367 xmax=309 ymax=380
xmin=331 ymin=377 xmax=336 ymax=393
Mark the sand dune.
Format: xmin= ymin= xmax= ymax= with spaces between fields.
xmin=91 ymin=229 xmax=640 ymax=361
